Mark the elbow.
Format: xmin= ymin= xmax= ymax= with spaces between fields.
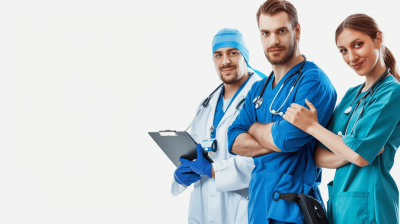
xmin=314 ymin=160 xmax=323 ymax=168
xmin=354 ymin=155 xmax=369 ymax=167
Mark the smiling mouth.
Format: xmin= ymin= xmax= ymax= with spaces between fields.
xmin=351 ymin=61 xmax=365 ymax=70
xmin=221 ymin=67 xmax=235 ymax=72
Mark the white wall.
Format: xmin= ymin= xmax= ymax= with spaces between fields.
xmin=0 ymin=0 xmax=399 ymax=223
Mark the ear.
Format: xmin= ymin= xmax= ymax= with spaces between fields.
xmin=375 ymin=32 xmax=383 ymax=49
xmin=295 ymin=23 xmax=301 ymax=40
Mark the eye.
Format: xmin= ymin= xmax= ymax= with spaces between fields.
xmin=354 ymin=42 xmax=363 ymax=48
xmin=230 ymin=52 xmax=238 ymax=55
xmin=339 ymin=49 xmax=347 ymax=54
xmin=262 ymin=32 xmax=269 ymax=36
xmin=214 ymin=54 xmax=221 ymax=58
xmin=279 ymin=29 xmax=286 ymax=33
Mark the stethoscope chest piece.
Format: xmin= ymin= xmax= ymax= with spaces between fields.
xmin=253 ymin=96 xmax=263 ymax=109
xmin=344 ymin=107 xmax=352 ymax=114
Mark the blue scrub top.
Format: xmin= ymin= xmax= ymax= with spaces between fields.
xmin=319 ymin=75 xmax=400 ymax=224
xmin=228 ymin=61 xmax=337 ymax=224
xmin=211 ymin=74 xmax=251 ymax=139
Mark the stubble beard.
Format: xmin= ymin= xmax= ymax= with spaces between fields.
xmin=220 ymin=72 xmax=240 ymax=85
xmin=219 ymin=64 xmax=242 ymax=85
xmin=265 ymin=37 xmax=297 ymax=65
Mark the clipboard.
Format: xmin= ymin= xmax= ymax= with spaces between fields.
xmin=148 ymin=130 xmax=214 ymax=167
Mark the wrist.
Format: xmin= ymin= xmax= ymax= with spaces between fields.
xmin=206 ymin=164 xmax=213 ymax=178
xmin=307 ymin=121 xmax=322 ymax=136
xmin=248 ymin=122 xmax=259 ymax=136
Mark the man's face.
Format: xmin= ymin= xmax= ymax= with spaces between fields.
xmin=258 ymin=11 xmax=297 ymax=65
xmin=213 ymin=47 xmax=247 ymax=84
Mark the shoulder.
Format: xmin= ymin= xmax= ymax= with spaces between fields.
xmin=248 ymin=76 xmax=267 ymax=94
xmin=373 ymin=76 xmax=400 ymax=100
xmin=302 ymin=62 xmax=329 ymax=81
xmin=300 ymin=62 xmax=336 ymax=92
xmin=344 ymin=84 xmax=362 ymax=97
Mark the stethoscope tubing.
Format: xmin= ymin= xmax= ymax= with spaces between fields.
xmin=342 ymin=68 xmax=391 ymax=136
xmin=253 ymin=55 xmax=307 ymax=115
xmin=185 ymin=84 xmax=246 ymax=132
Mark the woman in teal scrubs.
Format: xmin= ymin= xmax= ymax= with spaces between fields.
xmin=282 ymin=14 xmax=400 ymax=224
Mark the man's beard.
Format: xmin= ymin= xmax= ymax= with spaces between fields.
xmin=265 ymin=37 xmax=297 ymax=65
xmin=219 ymin=64 xmax=241 ymax=84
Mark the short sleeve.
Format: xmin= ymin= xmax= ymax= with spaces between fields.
xmin=317 ymin=109 xmax=337 ymax=151
xmin=271 ymin=71 xmax=337 ymax=152
xmin=342 ymin=83 xmax=400 ymax=164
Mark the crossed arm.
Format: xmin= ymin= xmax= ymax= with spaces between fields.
xmin=231 ymin=122 xmax=281 ymax=157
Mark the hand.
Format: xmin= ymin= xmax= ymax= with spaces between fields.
xmin=174 ymin=163 xmax=201 ymax=186
xmin=179 ymin=144 xmax=212 ymax=178
xmin=283 ymin=99 xmax=319 ymax=133
xmin=378 ymin=146 xmax=385 ymax=155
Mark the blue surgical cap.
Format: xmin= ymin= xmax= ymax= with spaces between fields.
xmin=212 ymin=28 xmax=266 ymax=78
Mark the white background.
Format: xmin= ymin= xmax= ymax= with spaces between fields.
xmin=1 ymin=0 xmax=399 ymax=223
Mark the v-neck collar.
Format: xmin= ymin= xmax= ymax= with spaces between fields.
xmin=270 ymin=60 xmax=305 ymax=91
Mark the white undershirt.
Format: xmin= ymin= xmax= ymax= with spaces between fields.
xmin=223 ymin=97 xmax=232 ymax=112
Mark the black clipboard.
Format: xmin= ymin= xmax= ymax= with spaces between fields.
xmin=148 ymin=130 xmax=214 ymax=167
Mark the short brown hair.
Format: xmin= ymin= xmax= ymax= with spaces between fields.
xmin=256 ymin=0 xmax=298 ymax=30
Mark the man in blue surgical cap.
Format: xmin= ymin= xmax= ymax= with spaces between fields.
xmin=171 ymin=28 xmax=265 ymax=224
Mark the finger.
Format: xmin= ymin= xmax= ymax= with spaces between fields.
xmin=196 ymin=143 xmax=203 ymax=152
xmin=290 ymin=103 xmax=302 ymax=109
xmin=286 ymin=107 xmax=297 ymax=113
xmin=378 ymin=146 xmax=385 ymax=155
xmin=180 ymin=166 xmax=194 ymax=173
xmin=305 ymin=99 xmax=316 ymax=111
xmin=285 ymin=111 xmax=294 ymax=117
xmin=283 ymin=114 xmax=291 ymax=121
xmin=179 ymin=158 xmax=192 ymax=165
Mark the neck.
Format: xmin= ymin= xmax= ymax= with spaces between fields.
xmin=363 ymin=58 xmax=387 ymax=91
xmin=272 ymin=50 xmax=303 ymax=88
xmin=223 ymin=73 xmax=249 ymax=99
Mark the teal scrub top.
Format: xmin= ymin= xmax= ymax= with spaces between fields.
xmin=320 ymin=75 xmax=400 ymax=224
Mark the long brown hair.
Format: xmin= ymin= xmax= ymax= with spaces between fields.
xmin=335 ymin=14 xmax=400 ymax=81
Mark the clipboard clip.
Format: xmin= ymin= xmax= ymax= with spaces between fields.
xmin=159 ymin=130 xmax=177 ymax=136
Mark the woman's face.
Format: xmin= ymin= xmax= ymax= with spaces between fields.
xmin=336 ymin=28 xmax=381 ymax=77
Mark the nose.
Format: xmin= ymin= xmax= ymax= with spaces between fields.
xmin=222 ymin=54 xmax=230 ymax=66
xmin=269 ymin=33 xmax=280 ymax=47
xmin=348 ymin=50 xmax=359 ymax=64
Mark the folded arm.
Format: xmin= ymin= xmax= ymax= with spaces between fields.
xmin=231 ymin=132 xmax=275 ymax=157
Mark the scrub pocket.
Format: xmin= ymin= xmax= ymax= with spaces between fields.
xmin=336 ymin=191 xmax=369 ymax=224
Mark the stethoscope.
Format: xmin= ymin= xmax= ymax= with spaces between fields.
xmin=338 ymin=68 xmax=391 ymax=137
xmin=253 ymin=55 xmax=307 ymax=116
xmin=185 ymin=84 xmax=246 ymax=133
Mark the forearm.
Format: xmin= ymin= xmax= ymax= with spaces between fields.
xmin=308 ymin=123 xmax=368 ymax=167
xmin=248 ymin=122 xmax=281 ymax=152
xmin=231 ymin=132 xmax=274 ymax=157
xmin=314 ymin=146 xmax=349 ymax=169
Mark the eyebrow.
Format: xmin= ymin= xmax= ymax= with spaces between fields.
xmin=260 ymin=26 xmax=288 ymax=33
xmin=338 ymin=38 xmax=361 ymax=48
xmin=213 ymin=48 xmax=239 ymax=54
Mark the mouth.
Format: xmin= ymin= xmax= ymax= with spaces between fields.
xmin=268 ymin=48 xmax=284 ymax=54
xmin=221 ymin=67 xmax=236 ymax=72
xmin=351 ymin=60 xmax=365 ymax=70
